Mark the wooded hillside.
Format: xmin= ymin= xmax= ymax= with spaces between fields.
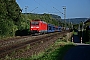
xmin=0 ymin=0 xmax=61 ymax=38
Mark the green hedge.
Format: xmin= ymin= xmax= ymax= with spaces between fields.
xmin=0 ymin=19 xmax=17 ymax=38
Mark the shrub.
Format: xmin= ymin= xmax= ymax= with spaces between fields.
xmin=0 ymin=19 xmax=17 ymax=38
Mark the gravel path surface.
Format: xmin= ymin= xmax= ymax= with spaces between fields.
xmin=63 ymin=43 xmax=90 ymax=60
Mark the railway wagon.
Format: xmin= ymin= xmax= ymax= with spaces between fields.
xmin=30 ymin=19 xmax=48 ymax=34
xmin=59 ymin=26 xmax=62 ymax=32
xmin=55 ymin=26 xmax=62 ymax=32
xmin=47 ymin=24 xmax=55 ymax=33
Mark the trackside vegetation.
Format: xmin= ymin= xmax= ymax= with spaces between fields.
xmin=0 ymin=0 xmax=23 ymax=38
xmin=14 ymin=39 xmax=75 ymax=60
xmin=0 ymin=0 xmax=62 ymax=39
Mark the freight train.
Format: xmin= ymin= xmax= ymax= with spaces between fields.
xmin=30 ymin=19 xmax=62 ymax=34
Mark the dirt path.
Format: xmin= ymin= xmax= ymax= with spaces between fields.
xmin=63 ymin=43 xmax=90 ymax=60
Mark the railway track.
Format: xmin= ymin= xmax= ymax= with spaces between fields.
xmin=0 ymin=35 xmax=48 ymax=58
xmin=0 ymin=31 xmax=69 ymax=59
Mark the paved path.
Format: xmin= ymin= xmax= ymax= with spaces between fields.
xmin=63 ymin=43 xmax=90 ymax=60
xmin=63 ymin=31 xmax=90 ymax=60
xmin=73 ymin=35 xmax=81 ymax=43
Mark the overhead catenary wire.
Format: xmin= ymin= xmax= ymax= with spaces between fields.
xmin=30 ymin=7 xmax=38 ymax=12
xmin=41 ymin=0 xmax=64 ymax=19
xmin=40 ymin=0 xmax=63 ymax=26
xmin=33 ymin=0 xmax=63 ymax=15
xmin=53 ymin=7 xmax=63 ymax=14
xmin=40 ymin=0 xmax=62 ymax=15
xmin=40 ymin=0 xmax=56 ymax=14
xmin=49 ymin=0 xmax=61 ymax=8
xmin=33 ymin=0 xmax=49 ymax=13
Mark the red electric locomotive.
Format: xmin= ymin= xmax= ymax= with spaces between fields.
xmin=30 ymin=19 xmax=48 ymax=34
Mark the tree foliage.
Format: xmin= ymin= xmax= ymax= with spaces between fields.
xmin=0 ymin=0 xmax=62 ymax=38
xmin=23 ymin=13 xmax=61 ymax=26
xmin=0 ymin=0 xmax=22 ymax=38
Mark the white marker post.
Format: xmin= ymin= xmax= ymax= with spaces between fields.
xmin=81 ymin=37 xmax=82 ymax=43
xmin=72 ymin=37 xmax=73 ymax=42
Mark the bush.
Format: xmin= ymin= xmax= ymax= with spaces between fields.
xmin=88 ymin=30 xmax=90 ymax=41
xmin=0 ymin=19 xmax=18 ymax=38
xmin=0 ymin=0 xmax=23 ymax=39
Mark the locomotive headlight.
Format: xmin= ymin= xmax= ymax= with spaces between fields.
xmin=36 ymin=27 xmax=39 ymax=28
xmin=31 ymin=27 xmax=34 ymax=28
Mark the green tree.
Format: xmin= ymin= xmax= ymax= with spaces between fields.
xmin=0 ymin=0 xmax=23 ymax=38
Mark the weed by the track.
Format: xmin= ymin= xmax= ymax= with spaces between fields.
xmin=15 ymin=39 xmax=75 ymax=60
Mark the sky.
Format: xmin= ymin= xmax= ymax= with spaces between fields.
xmin=16 ymin=0 xmax=90 ymax=19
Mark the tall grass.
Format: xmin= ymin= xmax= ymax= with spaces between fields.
xmin=15 ymin=39 xmax=75 ymax=60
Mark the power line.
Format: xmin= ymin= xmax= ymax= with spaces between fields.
xmin=33 ymin=0 xmax=48 ymax=13
xmin=49 ymin=0 xmax=61 ymax=9
xmin=53 ymin=7 xmax=63 ymax=14
xmin=30 ymin=7 xmax=38 ymax=12
xmin=40 ymin=0 xmax=63 ymax=15
xmin=52 ymin=6 xmax=67 ymax=28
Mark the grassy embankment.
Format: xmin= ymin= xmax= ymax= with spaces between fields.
xmin=15 ymin=39 xmax=75 ymax=60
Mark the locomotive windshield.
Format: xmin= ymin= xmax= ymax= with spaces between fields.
xmin=31 ymin=22 xmax=39 ymax=25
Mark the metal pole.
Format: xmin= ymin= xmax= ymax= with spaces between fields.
xmin=25 ymin=6 xmax=28 ymax=13
xmin=25 ymin=6 xmax=28 ymax=29
xmin=69 ymin=18 xmax=70 ymax=29
xmin=71 ymin=22 xmax=73 ymax=29
xmin=78 ymin=24 xmax=80 ymax=31
xmin=81 ymin=21 xmax=84 ymax=43
xmin=25 ymin=6 xmax=28 ymax=20
xmin=63 ymin=6 xmax=66 ymax=30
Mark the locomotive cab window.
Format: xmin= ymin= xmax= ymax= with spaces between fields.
xmin=31 ymin=22 xmax=39 ymax=25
